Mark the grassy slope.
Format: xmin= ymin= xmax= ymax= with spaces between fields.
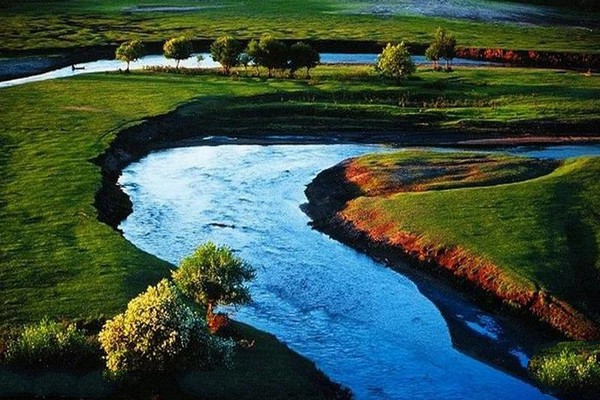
xmin=0 ymin=68 xmax=600 ymax=323
xmin=0 ymin=0 xmax=598 ymax=52
xmin=341 ymin=151 xmax=600 ymax=319
xmin=0 ymin=67 xmax=599 ymax=326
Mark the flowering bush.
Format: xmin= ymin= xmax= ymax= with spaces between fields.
xmin=529 ymin=345 xmax=600 ymax=396
xmin=99 ymin=279 xmax=234 ymax=372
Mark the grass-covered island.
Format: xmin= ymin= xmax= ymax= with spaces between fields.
xmin=304 ymin=150 xmax=600 ymax=397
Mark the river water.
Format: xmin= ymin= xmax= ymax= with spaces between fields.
xmin=118 ymin=144 xmax=599 ymax=399
xmin=0 ymin=53 xmax=497 ymax=88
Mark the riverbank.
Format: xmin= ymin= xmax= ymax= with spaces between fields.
xmin=303 ymin=151 xmax=600 ymax=340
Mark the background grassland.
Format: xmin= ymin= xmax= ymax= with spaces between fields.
xmin=342 ymin=152 xmax=600 ymax=319
xmin=0 ymin=0 xmax=598 ymax=52
xmin=0 ymin=66 xmax=598 ymax=326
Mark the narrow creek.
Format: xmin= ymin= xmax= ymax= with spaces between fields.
xmin=118 ymin=144 xmax=600 ymax=399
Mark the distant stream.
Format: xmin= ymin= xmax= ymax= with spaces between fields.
xmin=0 ymin=53 xmax=497 ymax=88
xmin=118 ymin=144 xmax=600 ymax=399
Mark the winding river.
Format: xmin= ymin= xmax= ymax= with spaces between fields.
xmin=118 ymin=144 xmax=600 ymax=399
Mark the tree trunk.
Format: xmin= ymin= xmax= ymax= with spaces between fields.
xmin=126 ymin=61 xmax=130 ymax=72
xmin=176 ymin=59 xmax=180 ymax=69
xmin=206 ymin=302 xmax=214 ymax=325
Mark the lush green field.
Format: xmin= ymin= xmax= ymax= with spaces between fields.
xmin=0 ymin=0 xmax=598 ymax=52
xmin=340 ymin=151 xmax=600 ymax=319
xmin=1 ymin=65 xmax=598 ymax=326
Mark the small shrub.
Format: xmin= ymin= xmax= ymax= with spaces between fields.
xmin=1 ymin=318 xmax=99 ymax=369
xmin=99 ymin=279 xmax=233 ymax=372
xmin=375 ymin=42 xmax=416 ymax=83
xmin=529 ymin=344 xmax=600 ymax=397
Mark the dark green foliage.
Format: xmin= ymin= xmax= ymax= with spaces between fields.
xmin=172 ymin=242 xmax=255 ymax=320
xmin=115 ymin=39 xmax=145 ymax=72
xmin=289 ymin=42 xmax=320 ymax=78
xmin=210 ymin=36 xmax=243 ymax=74
xmin=248 ymin=35 xmax=289 ymax=77
xmin=1 ymin=318 xmax=100 ymax=369
xmin=163 ymin=36 xmax=193 ymax=68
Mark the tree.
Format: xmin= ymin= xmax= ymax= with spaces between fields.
xmin=375 ymin=42 xmax=416 ymax=83
xmin=210 ymin=36 xmax=243 ymax=74
xmin=425 ymin=42 xmax=441 ymax=70
xmin=245 ymin=39 xmax=264 ymax=76
xmin=163 ymin=36 xmax=193 ymax=69
xmin=172 ymin=242 xmax=255 ymax=325
xmin=427 ymin=28 xmax=456 ymax=71
xmin=249 ymin=35 xmax=288 ymax=77
xmin=98 ymin=279 xmax=233 ymax=372
xmin=289 ymin=42 xmax=320 ymax=78
xmin=115 ymin=40 xmax=145 ymax=72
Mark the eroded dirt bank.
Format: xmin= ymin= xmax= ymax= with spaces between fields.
xmin=304 ymin=160 xmax=600 ymax=341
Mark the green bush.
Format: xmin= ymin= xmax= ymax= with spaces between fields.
xmin=375 ymin=42 xmax=416 ymax=83
xmin=529 ymin=343 xmax=600 ymax=397
xmin=1 ymin=318 xmax=99 ymax=369
xmin=98 ymin=279 xmax=233 ymax=372
xmin=172 ymin=242 xmax=255 ymax=324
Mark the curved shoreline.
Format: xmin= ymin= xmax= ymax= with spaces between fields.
xmin=303 ymin=160 xmax=600 ymax=341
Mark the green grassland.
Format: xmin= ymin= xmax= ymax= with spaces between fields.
xmin=0 ymin=0 xmax=598 ymax=52
xmin=1 ymin=65 xmax=598 ymax=326
xmin=341 ymin=151 xmax=600 ymax=319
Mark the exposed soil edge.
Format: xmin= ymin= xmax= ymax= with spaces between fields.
xmin=303 ymin=161 xmax=600 ymax=341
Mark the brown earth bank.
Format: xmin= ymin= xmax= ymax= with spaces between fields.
xmin=303 ymin=160 xmax=600 ymax=341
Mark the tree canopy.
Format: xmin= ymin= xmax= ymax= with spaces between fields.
xmin=210 ymin=36 xmax=243 ymax=74
xmin=163 ymin=36 xmax=193 ymax=68
xmin=172 ymin=242 xmax=255 ymax=323
xmin=426 ymin=28 xmax=457 ymax=70
xmin=115 ymin=40 xmax=145 ymax=72
xmin=247 ymin=35 xmax=288 ymax=77
xmin=375 ymin=42 xmax=416 ymax=82
xmin=289 ymin=42 xmax=320 ymax=78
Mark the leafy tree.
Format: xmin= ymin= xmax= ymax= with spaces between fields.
xmin=98 ymin=279 xmax=233 ymax=372
xmin=427 ymin=28 xmax=457 ymax=71
xmin=289 ymin=42 xmax=320 ymax=78
xmin=245 ymin=39 xmax=264 ymax=76
xmin=172 ymin=242 xmax=255 ymax=324
xmin=115 ymin=40 xmax=145 ymax=72
xmin=163 ymin=36 xmax=193 ymax=69
xmin=210 ymin=36 xmax=243 ymax=74
xmin=375 ymin=42 xmax=416 ymax=83
xmin=249 ymin=35 xmax=288 ymax=77
xmin=425 ymin=42 xmax=441 ymax=70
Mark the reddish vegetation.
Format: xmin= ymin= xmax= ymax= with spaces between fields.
xmin=305 ymin=157 xmax=600 ymax=341
xmin=457 ymin=47 xmax=600 ymax=71
xmin=336 ymin=213 xmax=600 ymax=340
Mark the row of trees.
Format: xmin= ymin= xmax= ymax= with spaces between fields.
xmin=116 ymin=35 xmax=320 ymax=77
